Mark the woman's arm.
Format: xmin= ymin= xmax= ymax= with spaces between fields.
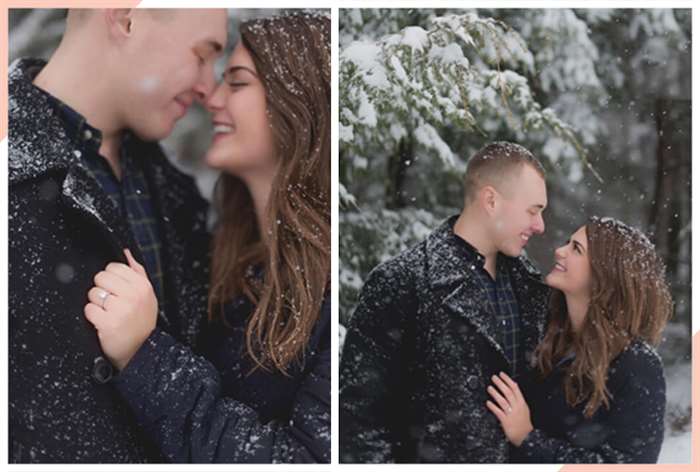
xmin=84 ymin=254 xmax=329 ymax=462
xmin=490 ymin=350 xmax=666 ymax=464
xmin=111 ymin=322 xmax=330 ymax=463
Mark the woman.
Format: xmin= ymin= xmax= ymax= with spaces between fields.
xmin=486 ymin=217 xmax=672 ymax=463
xmin=83 ymin=13 xmax=330 ymax=463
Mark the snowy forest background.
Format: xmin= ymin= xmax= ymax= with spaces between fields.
xmin=339 ymin=9 xmax=691 ymax=462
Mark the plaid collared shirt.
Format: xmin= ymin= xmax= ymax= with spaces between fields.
xmin=451 ymin=234 xmax=522 ymax=376
xmin=476 ymin=255 xmax=521 ymax=376
xmin=49 ymin=96 xmax=166 ymax=309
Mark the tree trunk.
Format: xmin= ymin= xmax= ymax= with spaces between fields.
xmin=650 ymin=98 xmax=692 ymax=346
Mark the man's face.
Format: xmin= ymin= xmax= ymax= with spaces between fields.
xmin=116 ymin=9 xmax=228 ymax=141
xmin=491 ymin=165 xmax=547 ymax=257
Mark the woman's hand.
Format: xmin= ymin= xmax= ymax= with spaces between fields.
xmin=84 ymin=249 xmax=158 ymax=371
xmin=486 ymin=371 xmax=534 ymax=447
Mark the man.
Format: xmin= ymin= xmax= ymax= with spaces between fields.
xmin=340 ymin=142 xmax=551 ymax=463
xmin=9 ymin=9 xmax=227 ymax=462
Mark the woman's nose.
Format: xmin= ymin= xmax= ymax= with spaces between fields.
xmin=205 ymin=82 xmax=227 ymax=112
xmin=554 ymin=245 xmax=567 ymax=259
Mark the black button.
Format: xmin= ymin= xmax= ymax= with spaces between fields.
xmin=92 ymin=356 xmax=113 ymax=384
xmin=466 ymin=375 xmax=480 ymax=390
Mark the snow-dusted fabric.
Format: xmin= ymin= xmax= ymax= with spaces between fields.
xmin=513 ymin=339 xmax=666 ymax=463
xmin=9 ymin=58 xmax=210 ymax=463
xmin=340 ymin=215 xmax=549 ymax=463
xmin=112 ymin=297 xmax=331 ymax=463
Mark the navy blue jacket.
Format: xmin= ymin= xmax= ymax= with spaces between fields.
xmin=113 ymin=296 xmax=331 ymax=463
xmin=513 ymin=339 xmax=666 ymax=463
xmin=9 ymin=58 xmax=210 ymax=463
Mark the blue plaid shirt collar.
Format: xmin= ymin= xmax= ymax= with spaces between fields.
xmin=49 ymin=92 xmax=104 ymax=154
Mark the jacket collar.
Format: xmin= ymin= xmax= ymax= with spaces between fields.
xmin=426 ymin=215 xmax=550 ymax=370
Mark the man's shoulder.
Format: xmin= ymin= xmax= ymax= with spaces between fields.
xmin=9 ymin=57 xmax=50 ymax=126
xmin=8 ymin=57 xmax=44 ymax=94
xmin=9 ymin=58 xmax=76 ymax=186
xmin=368 ymin=237 xmax=428 ymax=284
xmin=364 ymin=216 xmax=459 ymax=289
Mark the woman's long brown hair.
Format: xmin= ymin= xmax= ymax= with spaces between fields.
xmin=208 ymin=13 xmax=331 ymax=375
xmin=535 ymin=217 xmax=673 ymax=417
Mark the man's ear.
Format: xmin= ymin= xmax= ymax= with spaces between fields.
xmin=480 ymin=185 xmax=498 ymax=215
xmin=105 ymin=9 xmax=134 ymax=41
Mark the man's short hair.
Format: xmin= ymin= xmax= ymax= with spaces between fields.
xmin=65 ymin=8 xmax=175 ymax=32
xmin=463 ymin=141 xmax=545 ymax=204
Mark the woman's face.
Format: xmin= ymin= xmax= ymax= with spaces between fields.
xmin=545 ymin=225 xmax=593 ymax=300
xmin=204 ymin=42 xmax=277 ymax=177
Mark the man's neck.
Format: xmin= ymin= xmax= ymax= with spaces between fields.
xmin=100 ymin=136 xmax=123 ymax=180
xmin=33 ymin=46 xmax=123 ymax=179
xmin=453 ymin=209 xmax=498 ymax=278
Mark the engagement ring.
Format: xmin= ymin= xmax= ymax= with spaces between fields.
xmin=98 ymin=289 xmax=110 ymax=309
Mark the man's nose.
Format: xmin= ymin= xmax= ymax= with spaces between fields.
xmin=534 ymin=213 xmax=545 ymax=234
xmin=193 ymin=67 xmax=217 ymax=103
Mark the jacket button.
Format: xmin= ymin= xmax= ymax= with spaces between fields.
xmin=92 ymin=356 xmax=113 ymax=384
xmin=466 ymin=375 xmax=480 ymax=390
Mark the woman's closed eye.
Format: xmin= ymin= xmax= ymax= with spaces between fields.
xmin=224 ymin=65 xmax=258 ymax=86
xmin=227 ymin=81 xmax=249 ymax=89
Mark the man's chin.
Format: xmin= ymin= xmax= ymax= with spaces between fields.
xmin=501 ymin=245 xmax=524 ymax=258
xmin=132 ymin=123 xmax=173 ymax=143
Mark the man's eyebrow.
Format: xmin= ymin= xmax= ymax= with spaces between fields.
xmin=202 ymin=40 xmax=224 ymax=55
